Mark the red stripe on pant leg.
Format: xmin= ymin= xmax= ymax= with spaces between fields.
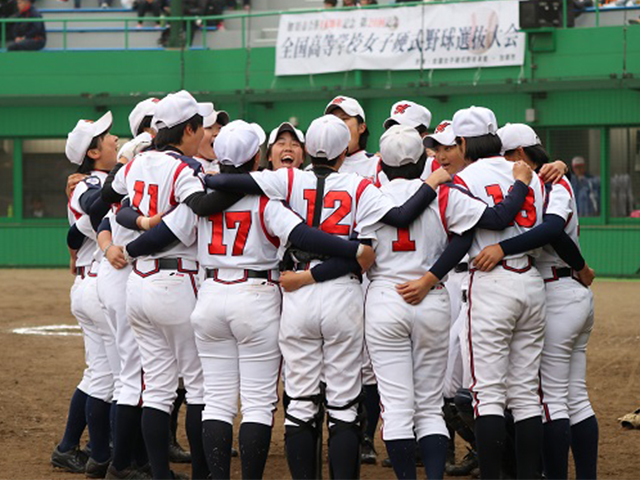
xmin=467 ymin=271 xmax=480 ymax=417
xmin=538 ymin=370 xmax=552 ymax=422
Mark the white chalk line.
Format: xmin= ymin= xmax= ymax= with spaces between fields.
xmin=12 ymin=324 xmax=83 ymax=337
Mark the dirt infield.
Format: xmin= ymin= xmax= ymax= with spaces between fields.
xmin=0 ymin=269 xmax=639 ymax=479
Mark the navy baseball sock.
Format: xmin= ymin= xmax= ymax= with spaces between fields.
xmin=543 ymin=419 xmax=571 ymax=480
xmin=284 ymin=425 xmax=317 ymax=479
xmin=186 ymin=404 xmax=209 ymax=480
xmin=85 ymin=396 xmax=112 ymax=463
xmin=384 ymin=438 xmax=417 ymax=479
xmin=110 ymin=402 xmax=117 ymax=446
xmin=202 ymin=419 xmax=233 ymax=480
xmin=475 ymin=415 xmax=506 ymax=480
xmin=239 ymin=422 xmax=272 ymax=479
xmin=515 ymin=416 xmax=543 ymax=479
xmin=418 ymin=433 xmax=448 ymax=480
xmin=111 ymin=405 xmax=141 ymax=471
xmin=328 ymin=424 xmax=360 ymax=480
xmin=363 ymin=384 xmax=381 ymax=440
xmin=132 ymin=407 xmax=148 ymax=467
xmin=571 ymin=415 xmax=598 ymax=480
xmin=58 ymin=388 xmax=88 ymax=452
xmin=171 ymin=387 xmax=186 ymax=442
xmin=141 ymin=407 xmax=172 ymax=479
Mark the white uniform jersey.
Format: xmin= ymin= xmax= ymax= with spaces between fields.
xmin=374 ymin=157 xmax=440 ymax=187
xmin=68 ymin=170 xmax=108 ymax=267
xmin=362 ymin=179 xmax=486 ymax=284
xmin=251 ymin=167 xmax=394 ymax=244
xmin=112 ymin=150 xmax=204 ymax=261
xmin=456 ymin=157 xmax=545 ymax=260
xmin=537 ymin=177 xmax=581 ymax=278
xmin=339 ymin=150 xmax=380 ymax=181
xmin=108 ymin=201 xmax=141 ymax=247
xmin=195 ymin=156 xmax=220 ymax=175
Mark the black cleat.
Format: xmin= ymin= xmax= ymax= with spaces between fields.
xmin=105 ymin=463 xmax=152 ymax=480
xmin=231 ymin=447 xmax=239 ymax=458
xmin=168 ymin=441 xmax=191 ymax=464
xmin=445 ymin=448 xmax=479 ymax=477
xmin=86 ymin=457 xmax=111 ymax=478
xmin=360 ymin=436 xmax=377 ymax=465
xmin=51 ymin=445 xmax=89 ymax=474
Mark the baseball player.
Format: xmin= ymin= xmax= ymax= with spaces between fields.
xmin=195 ymin=104 xmax=229 ymax=174
xmin=449 ymin=107 xmax=546 ymax=480
xmin=207 ymin=113 xmax=452 ymax=479
xmin=324 ymin=95 xmax=382 ymax=463
xmin=57 ymin=112 xmax=120 ymax=478
xmin=266 ymin=122 xmax=306 ymax=170
xmin=100 ymin=90 xmax=213 ymax=480
xmin=473 ymin=123 xmax=598 ymax=480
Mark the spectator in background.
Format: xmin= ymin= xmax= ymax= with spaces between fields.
xmin=324 ymin=0 xmax=337 ymax=7
xmin=343 ymin=0 xmax=359 ymax=6
xmin=0 ymin=0 xmax=17 ymax=18
xmin=136 ymin=0 xmax=162 ymax=27
xmin=30 ymin=195 xmax=45 ymax=218
xmin=361 ymin=0 xmax=377 ymax=4
xmin=570 ymin=155 xmax=601 ymax=216
xmin=7 ymin=0 xmax=45 ymax=51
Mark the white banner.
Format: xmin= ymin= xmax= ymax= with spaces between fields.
xmin=275 ymin=2 xmax=525 ymax=76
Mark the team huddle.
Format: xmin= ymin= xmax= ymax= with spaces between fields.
xmin=51 ymin=91 xmax=599 ymax=480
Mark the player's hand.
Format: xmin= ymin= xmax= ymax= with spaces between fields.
xmin=473 ymin=244 xmax=505 ymax=272
xmin=136 ymin=213 xmax=163 ymax=231
xmin=106 ymin=245 xmax=128 ymax=269
xmin=513 ymin=160 xmax=533 ymax=185
xmin=66 ymin=173 xmax=87 ymax=198
xmin=356 ymin=244 xmax=376 ymax=272
xmin=425 ymin=167 xmax=452 ymax=190
xmin=577 ymin=264 xmax=595 ymax=287
xmin=396 ymin=272 xmax=438 ymax=305
xmin=539 ymin=160 xmax=568 ymax=185
xmin=279 ymin=270 xmax=314 ymax=293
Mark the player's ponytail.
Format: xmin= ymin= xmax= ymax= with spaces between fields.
xmin=380 ymin=152 xmax=427 ymax=181
xmin=522 ymin=144 xmax=550 ymax=171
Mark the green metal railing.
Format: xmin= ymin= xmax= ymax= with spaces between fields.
xmin=0 ymin=0 xmax=586 ymax=51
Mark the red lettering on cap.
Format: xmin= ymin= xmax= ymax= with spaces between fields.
xmin=333 ymin=97 xmax=345 ymax=104
xmin=435 ymin=121 xmax=450 ymax=134
xmin=151 ymin=98 xmax=160 ymax=103
xmin=393 ymin=104 xmax=411 ymax=115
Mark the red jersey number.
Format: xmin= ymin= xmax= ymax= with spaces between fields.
xmin=132 ymin=181 xmax=159 ymax=216
xmin=302 ymin=189 xmax=352 ymax=236
xmin=392 ymin=228 xmax=416 ymax=252
xmin=208 ymin=211 xmax=252 ymax=256
xmin=484 ymin=184 xmax=537 ymax=228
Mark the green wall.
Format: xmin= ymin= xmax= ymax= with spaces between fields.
xmin=1 ymin=23 xmax=639 ymax=273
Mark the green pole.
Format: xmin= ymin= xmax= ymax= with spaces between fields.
xmin=169 ymin=0 xmax=183 ymax=48
xmin=13 ymin=139 xmax=23 ymax=221
xmin=562 ymin=0 xmax=567 ymax=29
xmin=600 ymin=127 xmax=610 ymax=224
xmin=354 ymin=70 xmax=363 ymax=88
xmin=1 ymin=22 xmax=5 ymax=50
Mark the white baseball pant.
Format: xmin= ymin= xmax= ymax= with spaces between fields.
xmin=539 ymin=278 xmax=595 ymax=425
xmin=281 ymin=275 xmax=364 ymax=426
xmin=126 ymin=262 xmax=204 ymax=413
xmin=97 ymin=259 xmax=143 ymax=406
xmin=464 ymin=260 xmax=546 ymax=422
xmin=365 ymin=283 xmax=451 ymax=441
xmin=191 ymin=276 xmax=282 ymax=426
xmin=443 ymin=270 xmax=470 ymax=399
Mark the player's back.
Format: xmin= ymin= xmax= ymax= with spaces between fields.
xmin=339 ymin=150 xmax=380 ymax=181
xmin=197 ymin=195 xmax=282 ymax=272
xmin=366 ymin=178 xmax=448 ymax=284
xmin=456 ymin=156 xmax=544 ymax=260
xmin=538 ymin=177 xmax=581 ymax=277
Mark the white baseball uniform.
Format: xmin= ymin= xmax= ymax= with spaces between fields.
xmin=455 ymin=157 xmax=546 ymax=422
xmin=96 ymin=206 xmax=144 ymax=407
xmin=251 ymin=167 xmax=393 ymax=426
xmin=537 ymin=178 xmax=595 ymax=425
xmin=361 ymin=178 xmax=486 ymax=442
xmin=194 ymin=156 xmax=220 ymax=174
xmin=339 ymin=150 xmax=380 ymax=181
xmin=68 ymin=171 xmax=118 ymax=403
xmin=111 ymin=150 xmax=205 ymax=413
xmin=188 ymin=195 xmax=302 ymax=426
xmin=374 ymin=156 xmax=441 ymax=187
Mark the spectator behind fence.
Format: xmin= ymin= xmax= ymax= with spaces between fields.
xmin=570 ymin=155 xmax=600 ymax=217
xmin=1 ymin=0 xmax=17 ymax=18
xmin=361 ymin=0 xmax=377 ymax=4
xmin=7 ymin=0 xmax=45 ymax=51
xmin=324 ymin=0 xmax=337 ymax=7
xmin=135 ymin=0 xmax=162 ymax=27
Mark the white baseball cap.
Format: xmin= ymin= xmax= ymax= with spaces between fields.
xmin=203 ymin=104 xmax=230 ymax=129
xmin=128 ymin=97 xmax=160 ymax=137
xmin=423 ymin=120 xmax=456 ymax=149
xmin=383 ymin=100 xmax=432 ymax=130
xmin=65 ymin=111 xmax=113 ymax=165
xmin=380 ymin=125 xmax=424 ymax=168
xmin=452 ymin=106 xmax=498 ymax=137
xmin=214 ymin=120 xmax=266 ymax=167
xmin=306 ymin=114 xmax=351 ymax=160
xmin=268 ymin=122 xmax=305 ymax=147
xmin=152 ymin=90 xmax=213 ymax=131
xmin=497 ymin=123 xmax=541 ymax=155
xmin=324 ymin=95 xmax=366 ymax=121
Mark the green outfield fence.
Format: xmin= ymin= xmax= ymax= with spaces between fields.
xmin=0 ymin=0 xmax=639 ymax=274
